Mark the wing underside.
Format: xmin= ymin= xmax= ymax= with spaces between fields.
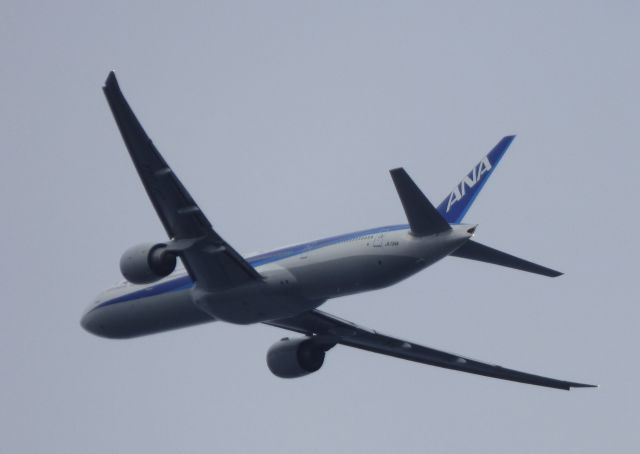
xmin=103 ymin=72 xmax=261 ymax=289
xmin=266 ymin=310 xmax=595 ymax=390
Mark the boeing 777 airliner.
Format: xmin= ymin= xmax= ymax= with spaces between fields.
xmin=82 ymin=72 xmax=595 ymax=390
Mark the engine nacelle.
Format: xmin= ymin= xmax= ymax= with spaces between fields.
xmin=266 ymin=337 xmax=326 ymax=378
xmin=119 ymin=243 xmax=177 ymax=284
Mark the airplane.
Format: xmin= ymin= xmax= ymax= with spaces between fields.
xmin=82 ymin=72 xmax=596 ymax=390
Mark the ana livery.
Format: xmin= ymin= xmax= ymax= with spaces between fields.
xmin=82 ymin=72 xmax=595 ymax=390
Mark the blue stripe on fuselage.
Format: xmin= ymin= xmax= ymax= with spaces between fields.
xmin=94 ymin=224 xmax=411 ymax=311
xmin=247 ymin=224 xmax=409 ymax=266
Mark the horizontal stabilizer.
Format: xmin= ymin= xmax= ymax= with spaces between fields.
xmin=390 ymin=168 xmax=451 ymax=236
xmin=451 ymin=240 xmax=563 ymax=277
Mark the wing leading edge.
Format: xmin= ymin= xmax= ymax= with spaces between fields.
xmin=266 ymin=310 xmax=595 ymax=390
xmin=103 ymin=71 xmax=262 ymax=289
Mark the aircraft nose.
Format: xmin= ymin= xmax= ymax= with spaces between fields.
xmin=81 ymin=301 xmax=110 ymax=337
xmin=80 ymin=299 xmax=128 ymax=339
xmin=80 ymin=306 xmax=98 ymax=334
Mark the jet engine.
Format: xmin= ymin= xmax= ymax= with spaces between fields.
xmin=266 ymin=337 xmax=327 ymax=378
xmin=119 ymin=243 xmax=177 ymax=284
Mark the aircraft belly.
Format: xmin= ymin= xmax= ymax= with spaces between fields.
xmin=192 ymin=281 xmax=323 ymax=325
xmin=82 ymin=289 xmax=212 ymax=339
xmin=277 ymin=231 xmax=466 ymax=300
xmin=288 ymin=253 xmax=424 ymax=299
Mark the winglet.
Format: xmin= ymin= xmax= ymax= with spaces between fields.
xmin=390 ymin=168 xmax=451 ymax=236
xmin=437 ymin=136 xmax=515 ymax=223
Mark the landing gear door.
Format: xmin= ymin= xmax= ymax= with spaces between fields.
xmin=373 ymin=233 xmax=384 ymax=247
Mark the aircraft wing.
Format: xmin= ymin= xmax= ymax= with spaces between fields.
xmin=266 ymin=309 xmax=595 ymax=390
xmin=103 ymin=72 xmax=262 ymax=289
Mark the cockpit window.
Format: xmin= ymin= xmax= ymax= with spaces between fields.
xmin=114 ymin=279 xmax=131 ymax=288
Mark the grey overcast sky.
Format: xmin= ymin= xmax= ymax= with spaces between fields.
xmin=1 ymin=1 xmax=638 ymax=453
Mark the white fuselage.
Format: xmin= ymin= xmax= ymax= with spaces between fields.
xmin=82 ymin=224 xmax=474 ymax=338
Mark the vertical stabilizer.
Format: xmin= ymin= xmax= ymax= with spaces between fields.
xmin=437 ymin=136 xmax=514 ymax=223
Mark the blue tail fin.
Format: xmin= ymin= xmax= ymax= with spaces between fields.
xmin=436 ymin=136 xmax=515 ymax=223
